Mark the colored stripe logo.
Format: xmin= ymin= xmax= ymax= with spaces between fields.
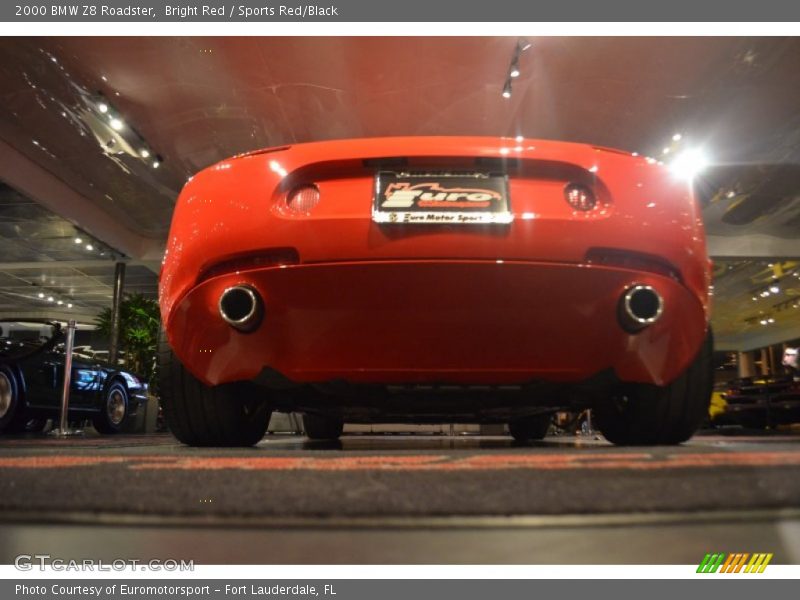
xmin=697 ymin=553 xmax=773 ymax=573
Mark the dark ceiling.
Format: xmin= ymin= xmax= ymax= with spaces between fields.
xmin=0 ymin=37 xmax=798 ymax=349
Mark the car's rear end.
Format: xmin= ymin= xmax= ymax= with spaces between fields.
xmin=160 ymin=137 xmax=710 ymax=391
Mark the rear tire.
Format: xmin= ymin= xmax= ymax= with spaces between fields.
xmin=0 ymin=364 xmax=28 ymax=434
xmin=158 ymin=329 xmax=272 ymax=447
xmin=595 ymin=329 xmax=714 ymax=446
xmin=92 ymin=381 xmax=129 ymax=434
xmin=303 ymin=413 xmax=344 ymax=441
xmin=508 ymin=413 xmax=552 ymax=441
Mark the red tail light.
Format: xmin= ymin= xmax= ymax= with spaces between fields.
xmin=564 ymin=183 xmax=597 ymax=211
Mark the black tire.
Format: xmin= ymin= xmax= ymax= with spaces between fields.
xmin=92 ymin=380 xmax=129 ymax=434
xmin=158 ymin=329 xmax=272 ymax=447
xmin=595 ymin=329 xmax=714 ymax=446
xmin=0 ymin=364 xmax=28 ymax=433
xmin=303 ymin=413 xmax=344 ymax=441
xmin=508 ymin=413 xmax=552 ymax=441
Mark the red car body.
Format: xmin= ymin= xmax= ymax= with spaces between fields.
xmin=160 ymin=137 xmax=710 ymax=395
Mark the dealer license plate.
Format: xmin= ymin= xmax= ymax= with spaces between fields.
xmin=372 ymin=172 xmax=512 ymax=225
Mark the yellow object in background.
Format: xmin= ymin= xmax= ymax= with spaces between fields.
xmin=709 ymin=391 xmax=727 ymax=420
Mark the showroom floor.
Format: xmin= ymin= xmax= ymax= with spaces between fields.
xmin=1 ymin=431 xmax=800 ymax=564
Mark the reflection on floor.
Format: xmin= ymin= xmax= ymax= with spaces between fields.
xmin=1 ymin=429 xmax=799 ymax=564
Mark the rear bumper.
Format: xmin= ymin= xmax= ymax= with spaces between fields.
xmin=165 ymin=259 xmax=707 ymax=387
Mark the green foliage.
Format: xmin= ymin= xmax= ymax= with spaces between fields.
xmin=95 ymin=293 xmax=160 ymax=389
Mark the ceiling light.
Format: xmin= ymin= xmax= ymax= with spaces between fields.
xmin=502 ymin=80 xmax=512 ymax=98
xmin=672 ymin=133 xmax=682 ymax=142
xmin=85 ymin=244 xmax=94 ymax=251
xmin=769 ymin=285 xmax=780 ymax=294
xmin=74 ymin=237 xmax=82 ymax=244
xmin=67 ymin=303 xmax=73 ymax=308
xmin=109 ymin=118 xmax=124 ymax=131
xmin=140 ymin=149 xmax=150 ymax=158
xmin=47 ymin=296 xmax=54 ymax=302
xmin=669 ymin=147 xmax=710 ymax=181
xmin=760 ymin=319 xmax=768 ymax=325
xmin=38 ymin=292 xmax=44 ymax=299
xmin=97 ymin=102 xmax=108 ymax=113
xmin=509 ymin=57 xmax=520 ymax=78
xmin=57 ymin=300 xmax=63 ymax=305
xmin=152 ymin=161 xmax=160 ymax=169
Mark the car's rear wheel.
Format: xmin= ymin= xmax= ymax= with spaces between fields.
xmin=508 ymin=413 xmax=552 ymax=441
xmin=595 ymin=329 xmax=713 ymax=446
xmin=158 ymin=329 xmax=272 ymax=447
xmin=92 ymin=381 xmax=129 ymax=434
xmin=303 ymin=413 xmax=344 ymax=441
xmin=0 ymin=364 xmax=29 ymax=434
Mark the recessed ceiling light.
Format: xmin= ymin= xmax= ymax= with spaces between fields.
xmin=672 ymin=133 xmax=682 ymax=141
xmin=38 ymin=292 xmax=44 ymax=299
xmin=86 ymin=244 xmax=94 ymax=251
xmin=109 ymin=118 xmax=124 ymax=131
xmin=97 ymin=102 xmax=108 ymax=114
xmin=140 ymin=149 xmax=150 ymax=158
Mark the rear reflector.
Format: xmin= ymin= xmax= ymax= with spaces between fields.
xmin=198 ymin=248 xmax=300 ymax=283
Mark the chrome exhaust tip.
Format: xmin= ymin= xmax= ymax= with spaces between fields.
xmin=219 ymin=285 xmax=263 ymax=333
xmin=619 ymin=284 xmax=664 ymax=332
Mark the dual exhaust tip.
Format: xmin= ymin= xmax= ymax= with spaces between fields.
xmin=219 ymin=285 xmax=263 ymax=333
xmin=218 ymin=282 xmax=663 ymax=335
xmin=619 ymin=284 xmax=664 ymax=332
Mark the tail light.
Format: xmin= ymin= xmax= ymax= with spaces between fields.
xmin=286 ymin=184 xmax=320 ymax=215
xmin=564 ymin=183 xmax=597 ymax=211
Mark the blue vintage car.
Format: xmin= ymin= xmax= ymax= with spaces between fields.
xmin=0 ymin=319 xmax=148 ymax=434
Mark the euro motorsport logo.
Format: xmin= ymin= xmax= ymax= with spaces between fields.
xmin=697 ymin=553 xmax=773 ymax=573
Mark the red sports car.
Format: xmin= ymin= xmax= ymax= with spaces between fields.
xmin=158 ymin=137 xmax=713 ymax=446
